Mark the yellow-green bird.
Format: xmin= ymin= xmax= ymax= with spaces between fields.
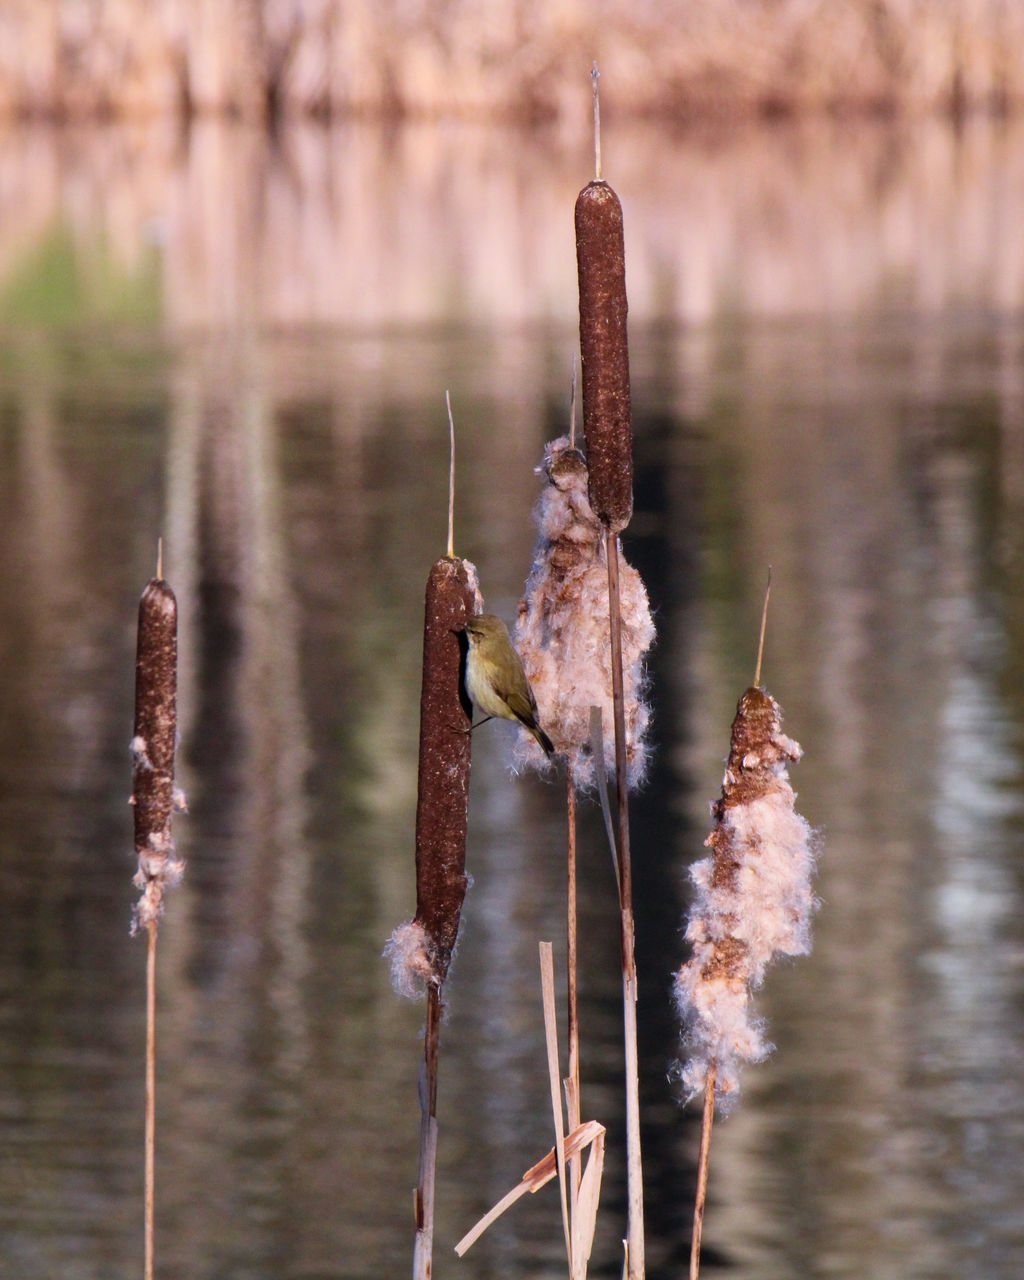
xmin=463 ymin=613 xmax=555 ymax=756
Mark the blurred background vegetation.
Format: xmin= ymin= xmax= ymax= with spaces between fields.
xmin=2 ymin=0 xmax=1023 ymax=122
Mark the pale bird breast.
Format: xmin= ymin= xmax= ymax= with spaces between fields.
xmin=465 ymin=648 xmax=513 ymax=721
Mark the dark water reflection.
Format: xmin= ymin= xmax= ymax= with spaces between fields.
xmin=1 ymin=123 xmax=1024 ymax=1280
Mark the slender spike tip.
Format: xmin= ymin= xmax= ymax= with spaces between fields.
xmin=446 ymin=391 xmax=456 ymax=559
xmin=569 ymin=357 xmax=578 ymax=448
xmin=156 ymin=537 xmax=163 ymax=581
xmin=754 ymin=567 xmax=772 ymax=688
xmin=591 ymin=62 xmax=602 ymax=180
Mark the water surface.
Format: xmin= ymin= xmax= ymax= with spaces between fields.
xmin=0 ymin=119 xmax=1022 ymax=1280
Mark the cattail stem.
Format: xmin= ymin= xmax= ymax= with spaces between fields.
xmin=606 ymin=534 xmax=632 ymax=915
xmin=414 ymin=987 xmax=443 ymax=1280
xmin=606 ymin=530 xmax=644 ymax=1278
xmin=566 ymin=773 xmax=581 ymax=1202
xmin=423 ymin=985 xmax=442 ymax=1117
xmin=621 ymin=948 xmax=643 ymax=1277
xmin=689 ymin=1064 xmax=717 ymax=1280
xmin=144 ymin=920 xmax=157 ymax=1280
xmin=540 ymin=942 xmax=573 ymax=1265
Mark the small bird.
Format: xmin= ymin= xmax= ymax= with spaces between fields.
xmin=463 ymin=613 xmax=555 ymax=756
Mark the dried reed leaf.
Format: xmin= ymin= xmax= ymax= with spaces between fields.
xmin=570 ymin=1126 xmax=606 ymax=1278
xmin=453 ymin=1121 xmax=606 ymax=1258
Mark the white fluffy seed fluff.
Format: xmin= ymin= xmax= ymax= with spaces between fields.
xmin=512 ymin=436 xmax=654 ymax=790
xmin=131 ymin=835 xmax=186 ymax=932
xmin=675 ymin=687 xmax=817 ymax=1108
xmin=385 ymin=919 xmax=436 ymax=1000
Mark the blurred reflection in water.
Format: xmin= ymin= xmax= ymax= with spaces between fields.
xmin=0 ymin=122 xmax=1023 ymax=1280
xmin=3 ymin=115 xmax=1024 ymax=328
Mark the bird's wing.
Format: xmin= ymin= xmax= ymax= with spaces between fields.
xmin=506 ymin=688 xmax=540 ymax=728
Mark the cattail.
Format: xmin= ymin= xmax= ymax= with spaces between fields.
xmin=386 ymin=552 xmax=482 ymax=1280
xmin=512 ymin=436 xmax=653 ymax=790
xmin=130 ymin=553 xmax=185 ymax=1280
xmin=385 ymin=394 xmax=482 ymax=1280
xmin=388 ymin=555 xmax=483 ymax=996
xmin=131 ymin=573 xmax=184 ymax=932
xmin=675 ymin=686 xmax=817 ymax=1106
xmin=575 ymin=179 xmax=632 ymax=534
xmin=511 ymin=424 xmax=652 ymax=1277
xmin=576 ymin=69 xmax=646 ymax=1279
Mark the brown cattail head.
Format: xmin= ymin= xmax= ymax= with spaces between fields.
xmin=131 ymin=576 xmax=184 ymax=933
xmin=575 ymin=179 xmax=632 ymax=534
xmin=675 ymin=686 xmax=817 ymax=1108
xmin=513 ymin=437 xmax=653 ymax=790
xmin=388 ymin=556 xmax=483 ymax=996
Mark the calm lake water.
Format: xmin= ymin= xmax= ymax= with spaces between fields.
xmin=0 ymin=118 xmax=1023 ymax=1280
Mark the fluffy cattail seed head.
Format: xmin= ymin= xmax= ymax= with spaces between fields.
xmin=675 ymin=686 xmax=817 ymax=1108
xmin=512 ymin=437 xmax=653 ymax=790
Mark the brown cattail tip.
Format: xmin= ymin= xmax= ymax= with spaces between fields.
xmin=717 ymin=686 xmax=803 ymax=813
xmin=575 ymin=179 xmax=632 ymax=534
xmin=411 ymin=556 xmax=483 ymax=987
